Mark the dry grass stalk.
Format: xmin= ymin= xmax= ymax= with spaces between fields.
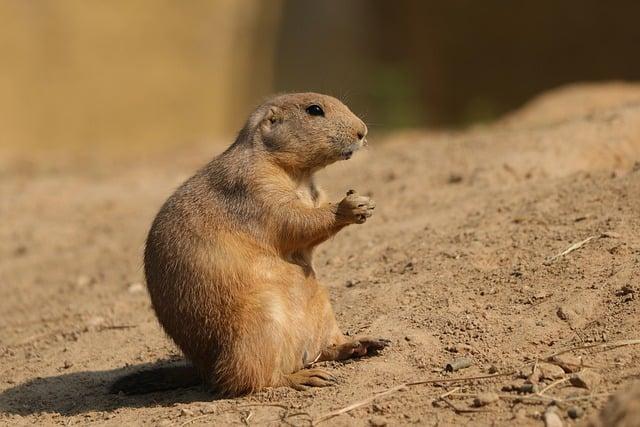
xmin=544 ymin=235 xmax=596 ymax=264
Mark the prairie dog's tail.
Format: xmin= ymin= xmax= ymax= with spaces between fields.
xmin=109 ymin=363 xmax=201 ymax=395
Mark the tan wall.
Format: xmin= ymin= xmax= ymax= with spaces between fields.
xmin=0 ymin=0 xmax=281 ymax=152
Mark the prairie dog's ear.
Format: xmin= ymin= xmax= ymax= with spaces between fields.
xmin=259 ymin=106 xmax=282 ymax=134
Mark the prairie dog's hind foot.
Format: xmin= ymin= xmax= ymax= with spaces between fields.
xmin=283 ymin=368 xmax=337 ymax=391
xmin=337 ymin=190 xmax=375 ymax=224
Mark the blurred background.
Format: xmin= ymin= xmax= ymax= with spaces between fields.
xmin=2 ymin=0 xmax=640 ymax=153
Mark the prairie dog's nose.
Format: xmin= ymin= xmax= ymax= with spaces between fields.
xmin=356 ymin=122 xmax=368 ymax=141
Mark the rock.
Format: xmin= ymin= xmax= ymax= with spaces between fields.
xmin=448 ymin=173 xmax=463 ymax=184
xmin=616 ymin=285 xmax=635 ymax=296
xmin=445 ymin=343 xmax=474 ymax=353
xmin=473 ymin=392 xmax=499 ymax=407
xmin=179 ymin=408 xmax=194 ymax=417
xmin=556 ymin=304 xmax=589 ymax=328
xmin=445 ymin=357 xmax=473 ymax=372
xmin=128 ymin=282 xmax=145 ymax=294
xmin=570 ymin=369 xmax=601 ymax=390
xmin=544 ymin=408 xmax=564 ymax=427
xmin=527 ymin=367 xmax=541 ymax=384
xmin=369 ymin=415 xmax=388 ymax=426
xmin=518 ymin=383 xmax=539 ymax=394
xmin=549 ymin=354 xmax=583 ymax=373
xmin=539 ymin=362 xmax=566 ymax=380
xmin=567 ymin=406 xmax=584 ymax=419
xmin=557 ymin=306 xmax=578 ymax=321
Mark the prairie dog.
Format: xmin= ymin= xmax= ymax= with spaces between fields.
xmin=144 ymin=93 xmax=388 ymax=396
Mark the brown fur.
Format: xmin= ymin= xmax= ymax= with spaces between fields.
xmin=144 ymin=92 xmax=388 ymax=397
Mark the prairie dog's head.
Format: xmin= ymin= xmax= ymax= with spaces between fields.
xmin=244 ymin=92 xmax=368 ymax=172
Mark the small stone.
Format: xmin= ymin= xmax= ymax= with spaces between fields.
xmin=13 ymin=245 xmax=28 ymax=257
xmin=569 ymin=369 xmax=601 ymax=390
xmin=550 ymin=355 xmax=583 ymax=373
xmin=557 ymin=306 xmax=578 ymax=322
xmin=179 ymin=408 xmax=194 ymax=417
xmin=539 ymin=362 xmax=566 ymax=380
xmin=544 ymin=408 xmax=564 ymax=427
xmin=518 ymin=383 xmax=539 ymax=394
xmin=473 ymin=392 xmax=499 ymax=407
xmin=488 ymin=365 xmax=499 ymax=374
xmin=567 ymin=406 xmax=583 ymax=419
xmin=345 ymin=280 xmax=356 ymax=288
xmin=447 ymin=173 xmax=463 ymax=184
xmin=527 ymin=367 xmax=541 ymax=384
xmin=616 ymin=285 xmax=635 ymax=296
xmin=369 ymin=415 xmax=387 ymax=427
xmin=128 ymin=282 xmax=145 ymax=294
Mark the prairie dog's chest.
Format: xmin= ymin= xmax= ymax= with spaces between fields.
xmin=294 ymin=179 xmax=324 ymax=208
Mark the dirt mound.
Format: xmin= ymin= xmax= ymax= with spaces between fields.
xmin=1 ymin=83 xmax=640 ymax=426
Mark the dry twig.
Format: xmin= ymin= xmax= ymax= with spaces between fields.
xmin=538 ymin=378 xmax=570 ymax=396
xmin=313 ymin=371 xmax=511 ymax=424
xmin=544 ymin=235 xmax=596 ymax=264
xmin=313 ymin=383 xmax=408 ymax=425
xmin=543 ymin=338 xmax=640 ymax=360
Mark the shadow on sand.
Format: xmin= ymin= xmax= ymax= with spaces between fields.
xmin=0 ymin=360 xmax=211 ymax=416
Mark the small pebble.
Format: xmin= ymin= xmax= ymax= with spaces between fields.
xmin=567 ymin=406 xmax=584 ymax=419
xmin=544 ymin=408 xmax=564 ymax=427
xmin=518 ymin=383 xmax=539 ymax=394
xmin=369 ymin=415 xmax=387 ymax=426
xmin=445 ymin=356 xmax=473 ymax=372
xmin=550 ymin=354 xmax=583 ymax=373
xmin=179 ymin=408 xmax=194 ymax=417
xmin=570 ymin=369 xmax=601 ymax=390
xmin=539 ymin=362 xmax=566 ymax=380
xmin=473 ymin=392 xmax=499 ymax=407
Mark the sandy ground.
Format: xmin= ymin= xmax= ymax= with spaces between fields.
xmin=1 ymin=83 xmax=640 ymax=426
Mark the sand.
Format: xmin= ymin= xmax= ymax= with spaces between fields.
xmin=1 ymin=82 xmax=639 ymax=426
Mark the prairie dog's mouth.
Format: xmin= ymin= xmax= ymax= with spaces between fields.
xmin=340 ymin=141 xmax=364 ymax=160
xmin=341 ymin=150 xmax=354 ymax=160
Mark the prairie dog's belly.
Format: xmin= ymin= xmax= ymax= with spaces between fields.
xmin=252 ymin=256 xmax=330 ymax=371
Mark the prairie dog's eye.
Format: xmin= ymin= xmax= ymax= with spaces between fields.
xmin=305 ymin=104 xmax=324 ymax=117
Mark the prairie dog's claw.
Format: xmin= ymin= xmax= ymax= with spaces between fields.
xmin=337 ymin=190 xmax=375 ymax=224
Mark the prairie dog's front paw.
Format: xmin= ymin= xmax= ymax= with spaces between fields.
xmin=337 ymin=189 xmax=375 ymax=224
